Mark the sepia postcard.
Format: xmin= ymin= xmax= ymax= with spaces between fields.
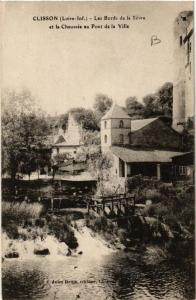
xmin=1 ymin=1 xmax=195 ymax=299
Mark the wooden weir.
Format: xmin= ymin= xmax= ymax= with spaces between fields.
xmin=87 ymin=193 xmax=135 ymax=219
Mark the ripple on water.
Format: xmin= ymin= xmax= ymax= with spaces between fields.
xmin=2 ymin=251 xmax=195 ymax=300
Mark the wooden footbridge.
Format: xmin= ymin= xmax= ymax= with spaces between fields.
xmin=87 ymin=193 xmax=136 ymax=219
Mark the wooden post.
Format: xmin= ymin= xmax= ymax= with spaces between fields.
xmin=127 ymin=164 xmax=131 ymax=176
xmin=157 ymin=163 xmax=161 ymax=180
xmin=51 ymin=198 xmax=54 ymax=211
xmin=124 ymin=162 xmax=128 ymax=178
xmin=119 ymin=199 xmax=122 ymax=213
xmin=103 ymin=200 xmax=105 ymax=215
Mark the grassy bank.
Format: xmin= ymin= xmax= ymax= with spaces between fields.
xmin=2 ymin=201 xmax=79 ymax=252
xmin=86 ymin=177 xmax=194 ymax=267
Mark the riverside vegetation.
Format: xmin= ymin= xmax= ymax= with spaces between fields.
xmin=2 ymin=175 xmax=194 ymax=272
xmin=86 ymin=175 xmax=194 ymax=269
xmin=2 ymin=201 xmax=79 ymax=258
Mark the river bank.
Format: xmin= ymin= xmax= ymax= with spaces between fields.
xmin=2 ymin=207 xmax=194 ymax=276
xmin=2 ymin=227 xmax=195 ymax=300
xmin=2 ymin=199 xmax=195 ymax=299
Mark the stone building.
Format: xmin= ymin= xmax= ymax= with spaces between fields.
xmin=101 ymin=104 xmax=131 ymax=152
xmin=172 ymin=11 xmax=194 ymax=132
xmin=101 ymin=104 xmax=184 ymax=182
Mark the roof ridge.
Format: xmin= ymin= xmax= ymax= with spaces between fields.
xmin=102 ymin=103 xmax=131 ymax=120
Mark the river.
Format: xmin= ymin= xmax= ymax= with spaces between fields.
xmin=2 ymin=224 xmax=195 ymax=300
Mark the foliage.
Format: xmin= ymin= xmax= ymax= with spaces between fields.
xmin=1 ymin=88 xmax=52 ymax=179
xmin=142 ymin=82 xmax=173 ymax=118
xmin=143 ymin=94 xmax=161 ymax=117
xmin=2 ymin=201 xmax=43 ymax=226
xmin=5 ymin=222 xmax=19 ymax=239
xmin=157 ymin=82 xmax=173 ymax=116
xmin=181 ymin=127 xmax=194 ymax=151
xmin=48 ymin=216 xmax=78 ymax=249
xmin=144 ymin=245 xmax=168 ymax=265
xmin=59 ymin=108 xmax=99 ymax=132
xmin=82 ymin=130 xmax=101 ymax=147
xmin=93 ymin=94 xmax=113 ymax=125
xmin=125 ymin=96 xmax=145 ymax=119
xmin=70 ymin=107 xmax=99 ymax=131
xmin=88 ymin=151 xmax=113 ymax=182
xmin=86 ymin=216 xmax=115 ymax=235
xmin=133 ymin=178 xmax=194 ymax=236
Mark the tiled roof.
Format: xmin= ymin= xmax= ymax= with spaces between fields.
xmin=111 ymin=146 xmax=184 ymax=163
xmin=131 ymin=118 xmax=158 ymax=132
xmin=102 ymin=104 xmax=131 ymax=120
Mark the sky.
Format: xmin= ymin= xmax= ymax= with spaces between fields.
xmin=2 ymin=1 xmax=193 ymax=115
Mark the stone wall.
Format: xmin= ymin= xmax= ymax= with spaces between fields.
xmin=172 ymin=11 xmax=194 ymax=132
xmin=101 ymin=118 xmax=131 ymax=152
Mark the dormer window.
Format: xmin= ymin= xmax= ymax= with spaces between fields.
xmin=104 ymin=121 xmax=107 ymax=129
xmin=119 ymin=120 xmax=124 ymax=128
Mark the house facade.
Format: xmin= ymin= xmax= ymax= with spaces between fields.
xmin=52 ymin=113 xmax=83 ymax=158
xmin=172 ymin=151 xmax=194 ymax=183
xmin=101 ymin=104 xmax=184 ymax=183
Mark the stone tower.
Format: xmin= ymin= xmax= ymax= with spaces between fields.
xmin=101 ymin=104 xmax=131 ymax=152
xmin=172 ymin=11 xmax=194 ymax=132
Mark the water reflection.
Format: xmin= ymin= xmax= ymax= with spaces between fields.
xmin=2 ymin=252 xmax=195 ymax=300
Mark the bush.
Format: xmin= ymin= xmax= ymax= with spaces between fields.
xmin=90 ymin=216 xmax=108 ymax=232
xmin=4 ymin=222 xmax=19 ymax=239
xmin=48 ymin=217 xmax=78 ymax=249
xmin=35 ymin=218 xmax=46 ymax=228
xmin=117 ymin=228 xmax=127 ymax=244
xmin=2 ymin=201 xmax=43 ymax=226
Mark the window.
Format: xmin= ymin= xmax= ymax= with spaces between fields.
xmin=57 ymin=147 xmax=59 ymax=154
xmin=104 ymin=121 xmax=107 ymax=129
xmin=104 ymin=135 xmax=107 ymax=144
xmin=179 ymin=166 xmax=186 ymax=175
xmin=119 ymin=134 xmax=124 ymax=144
xmin=119 ymin=120 xmax=124 ymax=128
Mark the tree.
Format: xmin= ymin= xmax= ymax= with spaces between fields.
xmin=143 ymin=94 xmax=160 ymax=117
xmin=57 ymin=108 xmax=99 ymax=132
xmin=82 ymin=129 xmax=101 ymax=147
xmin=88 ymin=151 xmax=113 ymax=181
xmin=1 ymin=88 xmax=51 ymax=179
xmin=125 ymin=96 xmax=145 ymax=119
xmin=142 ymin=82 xmax=173 ymax=118
xmin=69 ymin=108 xmax=99 ymax=131
xmin=157 ymin=82 xmax=173 ymax=116
xmin=93 ymin=94 xmax=113 ymax=126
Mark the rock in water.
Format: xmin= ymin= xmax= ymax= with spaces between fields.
xmin=34 ymin=248 xmax=50 ymax=255
xmin=5 ymin=251 xmax=19 ymax=258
